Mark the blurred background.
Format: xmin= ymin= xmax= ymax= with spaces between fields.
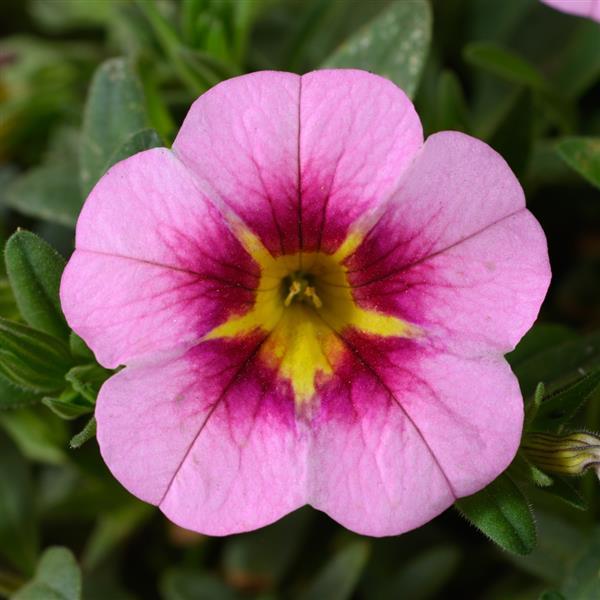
xmin=0 ymin=0 xmax=599 ymax=598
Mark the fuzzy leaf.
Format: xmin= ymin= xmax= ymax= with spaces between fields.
xmin=69 ymin=416 xmax=97 ymax=449
xmin=80 ymin=58 xmax=149 ymax=196
xmin=322 ymin=0 xmax=431 ymax=98
xmin=13 ymin=546 xmax=82 ymax=600
xmin=455 ymin=473 xmax=536 ymax=555
xmin=0 ymin=319 xmax=71 ymax=394
xmin=65 ymin=364 xmax=111 ymax=404
xmin=42 ymin=388 xmax=94 ymax=420
xmin=103 ymin=128 xmax=162 ymax=173
xmin=5 ymin=163 xmax=82 ymax=227
xmin=5 ymin=231 xmax=68 ymax=340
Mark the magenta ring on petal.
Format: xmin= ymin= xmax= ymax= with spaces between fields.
xmin=60 ymin=69 xmax=551 ymax=537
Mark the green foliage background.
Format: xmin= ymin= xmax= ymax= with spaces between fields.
xmin=0 ymin=0 xmax=599 ymax=598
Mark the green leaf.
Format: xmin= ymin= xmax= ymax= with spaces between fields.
xmin=82 ymin=501 xmax=153 ymax=570
xmin=5 ymin=230 xmax=68 ymax=340
xmin=65 ymin=364 xmax=111 ymax=404
xmin=5 ymin=163 xmax=83 ymax=227
xmin=542 ymin=476 xmax=587 ymax=511
xmin=488 ymin=89 xmax=533 ymax=176
xmin=0 ymin=374 xmax=40 ymax=410
xmin=303 ymin=542 xmax=370 ymax=600
xmin=556 ymin=137 xmax=600 ymax=190
xmin=381 ymin=545 xmax=461 ymax=600
xmin=42 ymin=388 xmax=94 ymax=420
xmin=525 ymin=382 xmax=546 ymax=427
xmin=0 ymin=407 xmax=68 ymax=465
xmin=510 ymin=327 xmax=600 ymax=397
xmin=223 ymin=507 xmax=312 ymax=589
xmin=562 ymin=527 xmax=600 ymax=600
xmin=80 ymin=58 xmax=149 ymax=196
xmin=322 ymin=0 xmax=431 ymax=98
xmin=0 ymin=279 xmax=21 ymax=321
xmin=540 ymin=593 xmax=566 ymax=600
xmin=508 ymin=324 xmax=576 ymax=370
xmin=0 ymin=430 xmax=38 ymax=575
xmin=435 ymin=70 xmax=470 ymax=133
xmin=0 ymin=318 xmax=71 ymax=394
xmin=552 ymin=21 xmax=600 ymax=99
xmin=69 ymin=416 xmax=96 ymax=449
xmin=455 ymin=472 xmax=536 ymax=555
xmin=463 ymin=42 xmax=547 ymax=89
xmin=160 ymin=569 xmax=239 ymax=600
xmin=13 ymin=547 xmax=82 ymax=600
xmin=531 ymin=369 xmax=600 ymax=432
xmin=508 ymin=510 xmax=585 ymax=583
xmin=69 ymin=332 xmax=94 ymax=362
xmin=103 ymin=128 xmax=162 ymax=173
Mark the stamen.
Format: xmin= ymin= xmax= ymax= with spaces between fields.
xmin=304 ymin=286 xmax=323 ymax=309
xmin=283 ymin=274 xmax=323 ymax=309
xmin=284 ymin=280 xmax=302 ymax=307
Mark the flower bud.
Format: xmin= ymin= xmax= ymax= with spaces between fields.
xmin=522 ymin=431 xmax=600 ymax=478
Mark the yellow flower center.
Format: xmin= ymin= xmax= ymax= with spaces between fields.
xmin=204 ymin=225 xmax=418 ymax=407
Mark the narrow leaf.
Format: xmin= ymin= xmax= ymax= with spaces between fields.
xmin=161 ymin=569 xmax=239 ymax=600
xmin=70 ymin=416 xmax=97 ymax=449
xmin=464 ymin=42 xmax=547 ymax=89
xmin=223 ymin=508 xmax=312 ymax=590
xmin=556 ymin=137 xmax=600 ymax=190
xmin=42 ymin=388 xmax=94 ymax=420
xmin=531 ymin=369 xmax=600 ymax=432
xmin=303 ymin=542 xmax=370 ymax=600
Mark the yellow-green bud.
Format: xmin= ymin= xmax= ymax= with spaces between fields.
xmin=522 ymin=431 xmax=600 ymax=478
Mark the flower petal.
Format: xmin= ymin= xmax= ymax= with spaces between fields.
xmin=299 ymin=70 xmax=423 ymax=253
xmin=347 ymin=131 xmax=551 ymax=357
xmin=172 ymin=70 xmax=422 ymax=256
xmin=96 ymin=337 xmax=308 ymax=535
xmin=61 ymin=148 xmax=258 ymax=368
xmin=308 ymin=333 xmax=523 ymax=536
xmin=541 ymin=0 xmax=600 ymax=21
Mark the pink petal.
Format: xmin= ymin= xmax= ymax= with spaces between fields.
xmin=96 ymin=337 xmax=308 ymax=535
xmin=541 ymin=0 xmax=600 ymax=21
xmin=173 ymin=70 xmax=422 ymax=256
xmin=299 ymin=70 xmax=423 ymax=253
xmin=308 ymin=334 xmax=523 ymax=536
xmin=61 ymin=148 xmax=258 ymax=368
xmin=347 ymin=131 xmax=551 ymax=357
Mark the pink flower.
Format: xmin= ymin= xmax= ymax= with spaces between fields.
xmin=61 ymin=70 xmax=550 ymax=536
xmin=541 ymin=0 xmax=600 ymax=21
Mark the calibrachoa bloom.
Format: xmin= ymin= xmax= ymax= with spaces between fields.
xmin=61 ymin=70 xmax=551 ymax=536
xmin=541 ymin=0 xmax=600 ymax=21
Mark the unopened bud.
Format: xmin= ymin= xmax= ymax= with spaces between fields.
xmin=522 ymin=431 xmax=600 ymax=479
